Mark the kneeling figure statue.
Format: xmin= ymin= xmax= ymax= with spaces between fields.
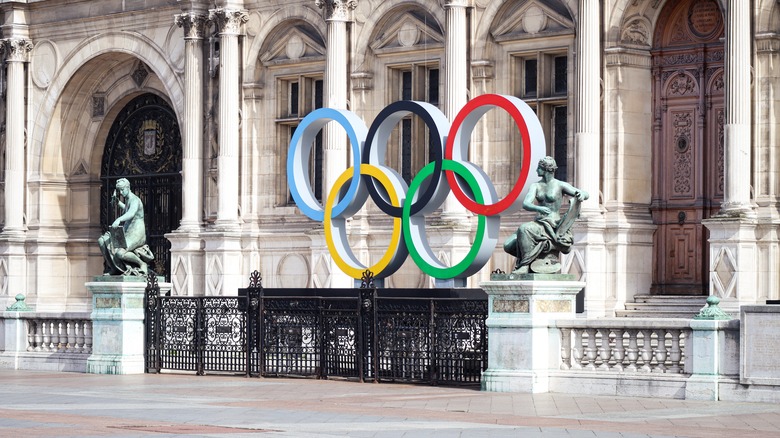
xmin=98 ymin=178 xmax=154 ymax=276
xmin=504 ymin=156 xmax=588 ymax=274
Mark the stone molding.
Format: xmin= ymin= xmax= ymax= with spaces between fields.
xmin=315 ymin=0 xmax=357 ymax=22
xmin=175 ymin=12 xmax=208 ymax=40
xmin=604 ymin=47 xmax=651 ymax=68
xmin=208 ymin=8 xmax=248 ymax=35
xmin=2 ymin=38 xmax=33 ymax=62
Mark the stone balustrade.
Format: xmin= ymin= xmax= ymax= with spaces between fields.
xmin=556 ymin=319 xmax=692 ymax=375
xmin=26 ymin=316 xmax=92 ymax=354
xmin=1 ymin=311 xmax=93 ymax=372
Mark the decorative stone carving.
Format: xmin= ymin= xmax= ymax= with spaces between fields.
xmin=132 ymin=63 xmax=149 ymax=87
xmin=621 ymin=19 xmax=650 ymax=46
xmin=92 ymin=93 xmax=105 ymax=118
xmin=522 ymin=5 xmax=547 ymax=35
xmin=175 ymin=12 xmax=208 ymax=40
xmin=209 ymin=8 xmax=248 ymax=35
xmin=2 ymin=38 xmax=33 ymax=62
xmin=315 ymin=0 xmax=357 ymax=21
xmin=667 ymin=72 xmax=698 ymax=96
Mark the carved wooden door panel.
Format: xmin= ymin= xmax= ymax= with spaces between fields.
xmin=651 ymin=0 xmax=724 ymax=295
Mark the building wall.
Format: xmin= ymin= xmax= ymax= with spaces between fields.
xmin=0 ymin=0 xmax=777 ymax=316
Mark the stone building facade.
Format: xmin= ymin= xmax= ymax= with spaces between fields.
xmin=0 ymin=0 xmax=777 ymax=317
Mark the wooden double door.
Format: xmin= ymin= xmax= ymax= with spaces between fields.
xmin=650 ymin=0 xmax=725 ymax=295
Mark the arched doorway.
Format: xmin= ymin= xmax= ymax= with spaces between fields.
xmin=100 ymin=93 xmax=182 ymax=280
xmin=650 ymin=0 xmax=724 ymax=295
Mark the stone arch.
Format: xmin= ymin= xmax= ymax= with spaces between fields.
xmin=243 ymin=6 xmax=326 ymax=85
xmin=472 ymin=0 xmax=576 ymax=63
xmin=352 ymin=0 xmax=445 ymax=74
xmin=756 ymin=0 xmax=780 ymax=34
xmin=31 ymin=32 xmax=184 ymax=182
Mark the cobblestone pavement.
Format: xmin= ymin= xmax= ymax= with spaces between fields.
xmin=1 ymin=369 xmax=780 ymax=437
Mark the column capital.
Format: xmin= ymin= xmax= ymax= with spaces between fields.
xmin=315 ymin=0 xmax=357 ymax=22
xmin=175 ymin=12 xmax=208 ymax=40
xmin=208 ymin=8 xmax=248 ymax=36
xmin=1 ymin=38 xmax=32 ymax=62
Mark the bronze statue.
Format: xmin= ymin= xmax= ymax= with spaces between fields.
xmin=503 ymin=156 xmax=588 ymax=274
xmin=98 ymin=178 xmax=154 ymax=276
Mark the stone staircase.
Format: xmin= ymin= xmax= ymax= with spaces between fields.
xmin=615 ymin=295 xmax=708 ymax=318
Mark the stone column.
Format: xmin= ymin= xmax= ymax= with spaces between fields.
xmin=443 ymin=0 xmax=468 ymax=121
xmin=174 ymin=12 xmax=207 ymax=232
xmin=720 ymin=0 xmax=752 ymax=215
xmin=209 ymin=8 xmax=247 ymax=231
xmin=2 ymin=39 xmax=31 ymax=237
xmin=574 ymin=0 xmax=600 ymax=215
xmin=317 ymin=0 xmax=353 ymax=199
xmin=441 ymin=0 xmax=470 ymax=222
xmin=316 ymin=0 xmax=356 ymax=288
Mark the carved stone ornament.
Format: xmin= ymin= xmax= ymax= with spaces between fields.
xmin=315 ymin=0 xmax=358 ymax=21
xmin=2 ymin=39 xmax=33 ymax=62
xmin=209 ymin=8 xmax=249 ymax=35
xmin=175 ymin=13 xmax=208 ymax=40
xmin=621 ymin=19 xmax=650 ymax=46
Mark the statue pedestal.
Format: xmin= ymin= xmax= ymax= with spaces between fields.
xmin=481 ymin=274 xmax=584 ymax=393
xmin=85 ymin=276 xmax=170 ymax=374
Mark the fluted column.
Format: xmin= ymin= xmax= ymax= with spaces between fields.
xmin=442 ymin=0 xmax=469 ymax=221
xmin=720 ymin=0 xmax=752 ymax=215
xmin=316 ymin=0 xmax=355 ymax=204
xmin=574 ymin=0 xmax=600 ymax=215
xmin=175 ymin=13 xmax=207 ymax=232
xmin=2 ymin=39 xmax=32 ymax=236
xmin=444 ymin=0 xmax=468 ymax=120
xmin=209 ymin=8 xmax=247 ymax=231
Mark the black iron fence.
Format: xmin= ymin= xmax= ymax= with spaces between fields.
xmin=144 ymin=271 xmax=488 ymax=386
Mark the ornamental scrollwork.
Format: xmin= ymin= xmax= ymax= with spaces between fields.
xmin=315 ymin=0 xmax=357 ymax=21
xmin=672 ymin=112 xmax=693 ymax=195
xmin=175 ymin=13 xmax=208 ymax=40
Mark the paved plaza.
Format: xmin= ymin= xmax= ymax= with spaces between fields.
xmin=1 ymin=369 xmax=780 ymax=437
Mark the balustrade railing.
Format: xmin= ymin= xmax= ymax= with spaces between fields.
xmin=557 ymin=319 xmax=691 ymax=375
xmin=24 ymin=315 xmax=92 ymax=354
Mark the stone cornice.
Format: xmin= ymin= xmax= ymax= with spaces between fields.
xmin=755 ymin=33 xmax=780 ymax=53
xmin=175 ymin=12 xmax=208 ymax=40
xmin=315 ymin=0 xmax=357 ymax=22
xmin=605 ymin=47 xmax=651 ymax=69
xmin=208 ymin=8 xmax=248 ymax=36
xmin=2 ymin=38 xmax=32 ymax=62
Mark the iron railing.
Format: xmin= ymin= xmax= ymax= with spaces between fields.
xmin=145 ymin=271 xmax=488 ymax=386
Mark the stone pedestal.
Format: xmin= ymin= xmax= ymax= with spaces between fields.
xmin=86 ymin=276 xmax=170 ymax=374
xmin=481 ymin=274 xmax=585 ymax=393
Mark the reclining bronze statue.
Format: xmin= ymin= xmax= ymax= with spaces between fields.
xmin=503 ymin=156 xmax=589 ymax=274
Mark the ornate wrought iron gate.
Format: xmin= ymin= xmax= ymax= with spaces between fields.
xmin=145 ymin=272 xmax=488 ymax=386
xmin=101 ymin=93 xmax=182 ymax=280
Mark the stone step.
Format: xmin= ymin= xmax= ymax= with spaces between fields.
xmin=617 ymin=295 xmax=707 ymax=318
xmin=615 ymin=309 xmax=702 ymax=318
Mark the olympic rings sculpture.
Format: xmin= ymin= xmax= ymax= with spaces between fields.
xmin=287 ymin=94 xmax=546 ymax=280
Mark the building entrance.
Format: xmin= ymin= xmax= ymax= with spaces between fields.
xmin=650 ymin=0 xmax=724 ymax=295
xmin=100 ymin=93 xmax=182 ymax=280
